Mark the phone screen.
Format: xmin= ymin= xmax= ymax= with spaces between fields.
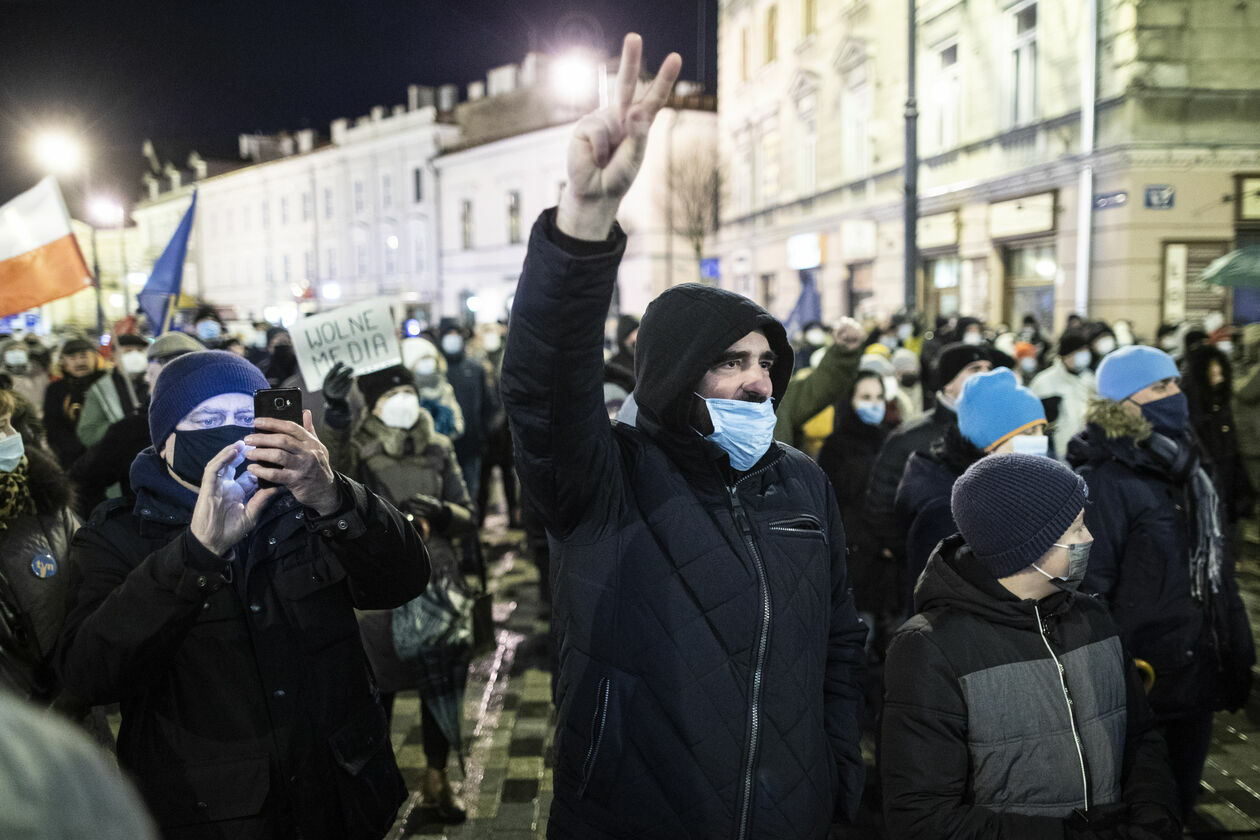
xmin=252 ymin=388 xmax=303 ymax=487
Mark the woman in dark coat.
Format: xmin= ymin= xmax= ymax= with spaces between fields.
xmin=1182 ymin=344 xmax=1255 ymax=525
xmin=322 ymin=363 xmax=476 ymax=824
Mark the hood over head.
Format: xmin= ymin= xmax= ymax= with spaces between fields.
xmin=633 ymin=283 xmax=792 ymax=436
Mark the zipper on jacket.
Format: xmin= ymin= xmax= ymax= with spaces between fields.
xmin=768 ymin=514 xmax=827 ymax=545
xmin=578 ymin=676 xmax=611 ymax=798
xmin=728 ymin=469 xmax=774 ymax=840
xmin=1034 ymin=604 xmax=1090 ymax=811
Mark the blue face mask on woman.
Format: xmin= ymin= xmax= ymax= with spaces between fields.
xmin=855 ymin=401 xmax=886 ymax=426
xmin=697 ymin=395 xmax=776 ymax=471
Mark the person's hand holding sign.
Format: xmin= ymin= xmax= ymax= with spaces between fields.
xmin=556 ymin=34 xmax=682 ymax=242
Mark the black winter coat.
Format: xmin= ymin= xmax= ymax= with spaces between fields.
xmin=55 ymin=449 xmax=430 ymax=840
xmin=43 ymin=370 xmax=106 ymax=468
xmin=501 ymin=210 xmax=866 ymax=840
xmin=1183 ymin=346 xmax=1255 ymax=522
xmin=863 ymin=401 xmax=957 ymax=559
xmin=881 ymin=537 xmax=1177 ymax=839
xmin=441 ymin=352 xmax=496 ymax=464
xmin=1067 ymin=424 xmax=1255 ymax=718
xmin=894 ymin=425 xmax=985 ymax=591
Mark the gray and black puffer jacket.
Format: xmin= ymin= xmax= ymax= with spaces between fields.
xmin=502 ymin=210 xmax=867 ymax=840
xmin=881 ymin=535 xmax=1176 ymax=839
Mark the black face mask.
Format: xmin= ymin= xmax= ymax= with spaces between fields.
xmin=900 ymin=374 xmax=920 ymax=388
xmin=171 ymin=425 xmax=252 ymax=485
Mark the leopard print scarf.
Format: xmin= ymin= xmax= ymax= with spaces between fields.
xmin=0 ymin=456 xmax=35 ymax=530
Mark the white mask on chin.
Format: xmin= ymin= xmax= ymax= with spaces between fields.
xmin=379 ymin=392 xmax=423 ymax=430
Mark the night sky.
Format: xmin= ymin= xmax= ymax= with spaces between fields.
xmin=0 ymin=0 xmax=715 ymax=211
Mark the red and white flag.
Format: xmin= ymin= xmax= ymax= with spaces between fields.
xmin=0 ymin=177 xmax=92 ymax=317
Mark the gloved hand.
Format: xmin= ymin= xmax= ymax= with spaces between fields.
xmin=407 ymin=493 xmax=452 ymax=532
xmin=1064 ymin=803 xmax=1129 ymax=839
xmin=1116 ymin=803 xmax=1180 ymax=840
xmin=322 ymin=362 xmax=354 ymax=407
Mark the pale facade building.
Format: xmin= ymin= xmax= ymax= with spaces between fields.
xmin=715 ymin=0 xmax=1260 ymax=335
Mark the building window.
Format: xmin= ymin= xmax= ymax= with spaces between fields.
xmin=740 ymin=28 xmax=750 ymax=81
xmin=842 ymin=82 xmax=871 ymax=179
xmin=764 ymin=5 xmax=778 ymax=64
xmin=929 ymin=43 xmax=961 ymax=152
xmin=797 ymin=123 xmax=817 ymax=197
xmin=280 ymin=197 xmax=289 ymax=226
xmin=1004 ymin=241 xmax=1056 ymax=328
xmin=803 ymin=0 xmax=818 ymax=37
xmin=384 ymin=237 xmax=396 ymax=275
xmin=326 ymin=248 xmax=336 ymax=279
xmin=1010 ymin=2 xmax=1037 ymax=125
xmin=507 ymin=190 xmax=522 ymax=244
xmin=302 ymin=192 xmax=312 ymax=222
xmin=303 ymin=250 xmax=313 ymax=280
xmin=324 ymin=187 xmax=334 ymax=219
xmin=760 ymin=273 xmax=776 ymax=311
xmin=356 ymin=242 xmax=368 ymax=276
xmin=382 ymin=175 xmax=392 ymax=208
xmin=413 ymin=225 xmax=426 ymax=273
xmin=413 ymin=168 xmax=423 ymax=203
xmin=283 ymin=254 xmax=292 ymax=283
xmin=461 ymin=199 xmax=473 ymax=250
xmin=354 ymin=181 xmax=364 ymax=214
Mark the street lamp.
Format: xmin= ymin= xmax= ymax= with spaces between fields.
xmin=88 ymin=196 xmax=128 ymax=320
xmin=30 ymin=128 xmax=106 ymax=337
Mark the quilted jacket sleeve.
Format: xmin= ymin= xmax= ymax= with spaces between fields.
xmin=881 ymin=627 xmax=1066 ymax=840
xmin=824 ymin=482 xmax=868 ymax=822
xmin=1077 ymin=463 xmax=1126 ymax=602
xmin=500 ymin=209 xmax=628 ymax=540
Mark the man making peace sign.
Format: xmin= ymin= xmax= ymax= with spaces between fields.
xmin=501 ymin=34 xmax=866 ymax=840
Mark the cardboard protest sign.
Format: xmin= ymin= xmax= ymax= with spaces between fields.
xmin=292 ymin=298 xmax=401 ymax=391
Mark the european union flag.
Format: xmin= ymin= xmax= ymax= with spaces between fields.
xmin=138 ymin=191 xmax=196 ymax=334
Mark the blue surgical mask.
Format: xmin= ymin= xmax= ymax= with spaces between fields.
xmin=1138 ymin=392 xmax=1189 ymax=436
xmin=0 ymin=433 xmax=24 ymax=473
xmin=196 ymin=320 xmax=221 ymax=341
xmin=171 ymin=425 xmax=251 ymax=485
xmin=698 ymin=394 xmax=776 ymax=471
xmin=1011 ymin=434 xmax=1050 ymax=458
xmin=856 ymin=401 xmax=886 ymax=426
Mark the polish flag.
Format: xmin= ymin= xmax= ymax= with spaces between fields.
xmin=0 ymin=177 xmax=93 ymax=317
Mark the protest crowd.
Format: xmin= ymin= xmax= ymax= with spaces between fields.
xmin=2 ymin=32 xmax=1260 ymax=840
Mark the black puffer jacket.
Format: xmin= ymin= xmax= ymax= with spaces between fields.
xmin=501 ymin=210 xmax=866 ymax=840
xmin=881 ymin=537 xmax=1177 ymax=839
xmin=1067 ymin=420 xmax=1255 ymax=718
xmin=894 ymin=425 xmax=985 ymax=589
xmin=55 ymin=450 xmax=430 ymax=840
xmin=863 ymin=401 xmax=957 ymax=558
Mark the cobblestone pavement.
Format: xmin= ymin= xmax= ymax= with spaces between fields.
xmin=384 ymin=521 xmax=1260 ymax=839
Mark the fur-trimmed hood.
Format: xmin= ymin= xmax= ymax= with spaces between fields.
xmin=23 ymin=443 xmax=74 ymax=515
xmin=1084 ymin=397 xmax=1151 ymax=442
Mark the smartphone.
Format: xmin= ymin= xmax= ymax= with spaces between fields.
xmin=253 ymin=388 xmax=303 ymax=487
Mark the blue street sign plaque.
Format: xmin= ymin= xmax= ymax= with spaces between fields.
xmin=1093 ymin=191 xmax=1128 ymax=210
xmin=700 ymin=257 xmax=721 ymax=280
xmin=1144 ymin=185 xmax=1175 ymax=210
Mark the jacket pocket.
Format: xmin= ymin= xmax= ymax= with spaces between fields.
xmin=769 ymin=514 xmax=828 ymax=545
xmin=559 ymin=649 xmax=637 ymax=802
xmin=275 ymin=554 xmax=355 ymax=651
xmin=141 ymin=753 xmax=271 ymax=828
xmin=329 ymin=700 xmax=408 ymax=836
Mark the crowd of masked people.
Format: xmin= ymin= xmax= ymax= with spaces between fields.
xmin=0 ymin=303 xmax=514 ymax=837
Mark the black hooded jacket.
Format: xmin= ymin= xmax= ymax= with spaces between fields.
xmin=501 ymin=209 xmax=866 ymax=840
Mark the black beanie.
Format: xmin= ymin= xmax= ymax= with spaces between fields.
xmin=1057 ymin=329 xmax=1090 ymax=357
xmin=935 ymin=342 xmax=989 ymax=388
xmin=357 ymin=365 xmax=415 ymax=410
xmin=61 ymin=338 xmax=96 ymax=356
xmin=951 ymin=453 xmax=1088 ymax=579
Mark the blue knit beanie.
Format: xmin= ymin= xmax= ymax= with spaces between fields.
xmin=149 ymin=350 xmax=268 ymax=448
xmin=951 ymin=453 xmax=1088 ymax=578
xmin=956 ymin=368 xmax=1046 ymax=451
xmin=1096 ymin=345 xmax=1180 ymax=401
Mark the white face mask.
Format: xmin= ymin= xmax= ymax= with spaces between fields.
xmin=1019 ymin=357 xmax=1038 ymax=374
xmin=883 ymin=375 xmax=900 ymax=400
xmin=441 ymin=334 xmax=464 ymax=356
xmin=897 ymin=323 xmax=913 ymax=341
xmin=962 ymin=331 xmax=983 ymax=346
xmin=482 ymin=332 xmax=502 ymax=353
xmin=4 ymin=350 xmax=28 ymax=368
xmin=379 ymin=392 xmax=423 ymax=430
xmin=414 ymin=356 xmax=438 ymax=376
xmin=1011 ymin=434 xmax=1050 ymax=458
xmin=0 ymin=432 xmax=24 ymax=473
xmin=1070 ymin=349 xmax=1093 ymax=371
xmin=1093 ymin=336 xmax=1116 ymax=357
xmin=119 ymin=351 xmax=148 ymax=376
xmin=1204 ymin=313 xmax=1225 ymax=334
xmin=1217 ymin=341 xmax=1234 ymax=356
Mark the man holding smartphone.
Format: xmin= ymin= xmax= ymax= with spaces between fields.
xmin=56 ymin=350 xmax=430 ymax=840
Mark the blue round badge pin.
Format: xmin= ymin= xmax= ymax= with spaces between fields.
xmin=31 ymin=554 xmax=57 ymax=578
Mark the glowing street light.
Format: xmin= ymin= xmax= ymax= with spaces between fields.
xmin=88 ymin=196 xmax=125 ymax=227
xmin=551 ymin=52 xmax=599 ymax=104
xmin=32 ymin=130 xmax=85 ymax=176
